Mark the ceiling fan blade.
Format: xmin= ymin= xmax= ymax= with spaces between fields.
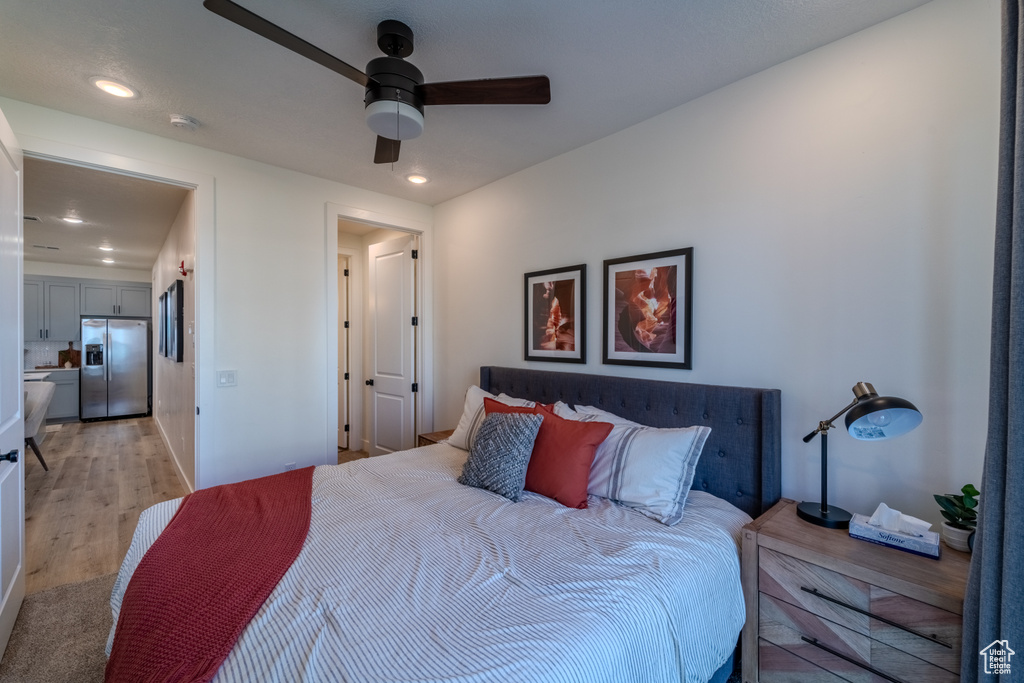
xmin=417 ymin=76 xmax=550 ymax=106
xmin=203 ymin=0 xmax=372 ymax=88
xmin=374 ymin=136 xmax=401 ymax=164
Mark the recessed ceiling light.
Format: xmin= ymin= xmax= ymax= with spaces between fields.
xmin=102 ymin=258 xmax=115 ymax=264
xmin=406 ymin=174 xmax=428 ymax=184
xmin=62 ymin=216 xmax=83 ymax=224
xmin=90 ymin=77 xmax=138 ymax=99
xmin=98 ymin=246 xmax=114 ymax=251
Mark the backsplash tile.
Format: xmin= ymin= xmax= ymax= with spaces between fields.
xmin=25 ymin=341 xmax=80 ymax=369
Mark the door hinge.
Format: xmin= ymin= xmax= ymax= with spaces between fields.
xmin=411 ymin=316 xmax=418 ymax=326
xmin=411 ymin=249 xmax=418 ymax=259
xmin=344 ymin=424 xmax=350 ymax=432
xmin=196 ymin=406 xmax=200 ymax=415
xmin=344 ymin=372 xmax=349 ymax=380
xmin=344 ymin=321 xmax=350 ymax=328
xmin=411 ymin=383 xmax=419 ymax=393
xmin=343 ymin=268 xmax=349 ymax=276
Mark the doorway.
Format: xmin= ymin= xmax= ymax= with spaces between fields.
xmin=18 ymin=153 xmax=199 ymax=594
xmin=336 ymin=219 xmax=421 ymax=456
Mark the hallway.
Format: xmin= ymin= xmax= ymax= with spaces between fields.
xmin=23 ymin=417 xmax=186 ymax=594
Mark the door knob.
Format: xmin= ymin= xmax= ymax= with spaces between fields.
xmin=365 ymin=379 xmax=374 ymax=386
xmin=1 ymin=450 xmax=18 ymax=463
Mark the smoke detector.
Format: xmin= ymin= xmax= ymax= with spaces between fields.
xmin=170 ymin=114 xmax=200 ymax=132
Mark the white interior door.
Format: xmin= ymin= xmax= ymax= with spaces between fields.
xmin=0 ymin=107 xmax=25 ymax=656
xmin=338 ymin=255 xmax=349 ymax=450
xmin=367 ymin=235 xmax=417 ymax=456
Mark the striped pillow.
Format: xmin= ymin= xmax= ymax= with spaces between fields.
xmin=448 ymin=385 xmax=535 ymax=451
xmin=570 ymin=406 xmax=711 ymax=526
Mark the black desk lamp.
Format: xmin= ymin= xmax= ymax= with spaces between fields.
xmin=799 ymin=382 xmax=922 ymax=529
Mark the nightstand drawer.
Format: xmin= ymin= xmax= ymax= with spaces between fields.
xmin=759 ymin=547 xmax=961 ymax=672
xmin=760 ymin=546 xmax=871 ymax=630
xmin=760 ymin=593 xmax=958 ymax=683
xmin=758 ymin=638 xmax=848 ymax=683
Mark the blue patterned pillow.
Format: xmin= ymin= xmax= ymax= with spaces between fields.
xmin=457 ymin=412 xmax=543 ymax=501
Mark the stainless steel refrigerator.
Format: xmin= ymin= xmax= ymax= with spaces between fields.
xmin=81 ymin=318 xmax=151 ymax=420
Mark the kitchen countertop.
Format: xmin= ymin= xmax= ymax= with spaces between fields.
xmin=25 ymin=367 xmax=80 ymax=374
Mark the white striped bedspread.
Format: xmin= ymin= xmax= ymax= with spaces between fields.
xmin=108 ymin=443 xmax=751 ymax=683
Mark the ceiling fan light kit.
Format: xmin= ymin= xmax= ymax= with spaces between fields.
xmin=203 ymin=0 xmax=550 ymax=164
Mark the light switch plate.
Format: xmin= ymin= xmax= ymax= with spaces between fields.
xmin=217 ymin=370 xmax=237 ymax=387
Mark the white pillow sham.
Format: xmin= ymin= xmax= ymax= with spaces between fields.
xmin=447 ymin=385 xmax=535 ymax=451
xmin=563 ymin=404 xmax=711 ymax=526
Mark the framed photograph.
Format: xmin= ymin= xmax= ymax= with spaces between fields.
xmin=603 ymin=247 xmax=692 ymax=369
xmin=524 ymin=264 xmax=586 ymax=363
xmin=166 ymin=279 xmax=184 ymax=363
xmin=158 ymin=292 xmax=167 ymax=357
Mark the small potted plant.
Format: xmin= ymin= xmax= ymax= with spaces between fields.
xmin=934 ymin=484 xmax=980 ymax=552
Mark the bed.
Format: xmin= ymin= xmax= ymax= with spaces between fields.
xmin=108 ymin=366 xmax=781 ymax=683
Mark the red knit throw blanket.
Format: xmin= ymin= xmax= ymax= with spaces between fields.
xmin=106 ymin=466 xmax=315 ymax=683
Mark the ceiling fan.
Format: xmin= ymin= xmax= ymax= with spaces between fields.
xmin=203 ymin=0 xmax=551 ymax=164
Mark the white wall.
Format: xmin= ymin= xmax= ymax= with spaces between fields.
xmin=153 ymin=190 xmax=196 ymax=490
xmin=0 ymin=96 xmax=433 ymax=488
xmin=433 ymin=0 xmax=1000 ymax=525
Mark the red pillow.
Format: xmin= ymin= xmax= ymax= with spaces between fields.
xmin=483 ymin=398 xmax=613 ymax=509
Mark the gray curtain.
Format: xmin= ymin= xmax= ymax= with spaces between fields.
xmin=961 ymin=1 xmax=1024 ymax=680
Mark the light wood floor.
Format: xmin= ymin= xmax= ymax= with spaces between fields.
xmin=24 ymin=417 xmax=186 ymax=595
xmin=23 ymin=423 xmax=366 ymax=595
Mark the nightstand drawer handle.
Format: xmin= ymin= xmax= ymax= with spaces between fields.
xmin=800 ymin=636 xmax=906 ymax=683
xmin=800 ymin=586 xmax=952 ymax=648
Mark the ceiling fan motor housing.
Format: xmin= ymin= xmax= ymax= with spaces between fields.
xmin=364 ymin=20 xmax=424 ymax=141
xmin=364 ymin=56 xmax=425 ymax=140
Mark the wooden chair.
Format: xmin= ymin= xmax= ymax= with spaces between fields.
xmin=24 ymin=381 xmax=56 ymax=471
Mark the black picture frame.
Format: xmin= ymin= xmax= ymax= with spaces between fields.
xmin=602 ymin=247 xmax=693 ymax=370
xmin=158 ymin=292 xmax=167 ymax=357
xmin=166 ymin=279 xmax=184 ymax=363
xmin=524 ymin=264 xmax=586 ymax=364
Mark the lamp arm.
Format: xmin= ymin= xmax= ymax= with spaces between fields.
xmin=802 ymin=396 xmax=861 ymax=443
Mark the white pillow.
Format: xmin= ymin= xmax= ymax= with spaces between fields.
xmin=447 ymin=385 xmax=535 ymax=451
xmin=566 ymin=405 xmax=711 ymax=525
xmin=551 ymin=401 xmax=577 ymax=420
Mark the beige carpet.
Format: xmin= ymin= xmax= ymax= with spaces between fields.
xmin=0 ymin=573 xmax=115 ymax=683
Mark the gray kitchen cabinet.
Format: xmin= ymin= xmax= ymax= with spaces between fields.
xmin=81 ymin=282 xmax=151 ymax=316
xmin=46 ymin=371 xmax=80 ymax=421
xmin=117 ymin=285 xmax=152 ymax=316
xmin=24 ymin=277 xmax=80 ymax=342
xmin=24 ymin=279 xmax=43 ymax=342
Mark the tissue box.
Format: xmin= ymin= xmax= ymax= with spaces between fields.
xmin=849 ymin=513 xmax=940 ymax=559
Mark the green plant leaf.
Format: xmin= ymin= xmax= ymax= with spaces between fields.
xmin=964 ymin=494 xmax=978 ymax=509
xmin=936 ymin=496 xmax=963 ymax=518
xmin=940 ymin=510 xmax=960 ymax=525
xmin=962 ymin=483 xmax=980 ymax=497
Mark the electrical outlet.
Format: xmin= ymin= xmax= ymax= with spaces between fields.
xmin=217 ymin=370 xmax=237 ymax=387
xmin=284 ymin=462 xmax=296 ymax=471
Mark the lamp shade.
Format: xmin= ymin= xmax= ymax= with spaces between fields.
xmin=845 ymin=395 xmax=922 ymax=441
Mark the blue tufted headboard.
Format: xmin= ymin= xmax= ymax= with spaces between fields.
xmin=479 ymin=366 xmax=781 ymax=518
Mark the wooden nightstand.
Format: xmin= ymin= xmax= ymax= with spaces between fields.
xmin=741 ymin=499 xmax=970 ymax=683
xmin=417 ymin=429 xmax=454 ymax=448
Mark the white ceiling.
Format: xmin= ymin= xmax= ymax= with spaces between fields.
xmin=23 ymin=157 xmax=189 ymax=271
xmin=4 ymin=0 xmax=931 ymax=267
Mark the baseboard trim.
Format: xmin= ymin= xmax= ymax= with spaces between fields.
xmin=153 ymin=415 xmax=194 ymax=494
